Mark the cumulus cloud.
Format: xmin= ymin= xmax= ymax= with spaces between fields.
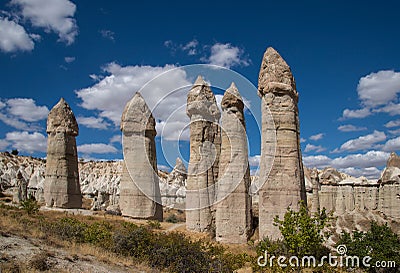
xmin=338 ymin=124 xmax=367 ymax=132
xmin=76 ymin=63 xmax=192 ymax=141
xmin=109 ymin=134 xmax=122 ymax=144
xmin=342 ymin=108 xmax=371 ymax=119
xmin=77 ymin=143 xmax=118 ymax=154
xmin=205 ymin=43 xmax=250 ymax=68
xmin=382 ymin=136 xmax=400 ymax=152
xmin=0 ymin=139 xmax=10 ymax=151
xmin=300 ymin=138 xmax=306 ymax=143
xmin=341 ymin=70 xmax=400 ymax=120
xmin=309 ymin=133 xmax=325 ymax=141
xmin=304 ymin=144 xmax=326 ymax=153
xmin=11 ymin=0 xmax=78 ymax=45
xmin=0 ymin=98 xmax=48 ymax=130
xmin=339 ymin=167 xmax=382 ymax=180
xmin=331 ymin=150 xmax=389 ymax=169
xmin=0 ymin=17 xmax=34 ymax=52
xmin=4 ymin=131 xmax=47 ymax=153
xmin=303 ymin=150 xmax=390 ymax=179
xmin=76 ymin=116 xmax=111 ymax=130
xmin=337 ymin=130 xmax=386 ymax=152
xmin=357 ymin=70 xmax=400 ymax=107
xmin=385 ymin=119 xmax=400 ymax=128
xmin=6 ymin=98 xmax=49 ymax=122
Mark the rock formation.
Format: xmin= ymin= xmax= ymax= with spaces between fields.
xmin=44 ymin=98 xmax=82 ymax=208
xmin=257 ymin=47 xmax=306 ymax=240
xmin=119 ymin=92 xmax=163 ymax=220
xmin=159 ymin=158 xmax=187 ymax=208
xmin=215 ymin=83 xmax=252 ymax=243
xmin=378 ymin=152 xmax=400 ymax=219
xmin=186 ymin=75 xmax=221 ymax=232
xmin=310 ymin=168 xmax=320 ymax=214
xmin=13 ymin=170 xmax=27 ymax=203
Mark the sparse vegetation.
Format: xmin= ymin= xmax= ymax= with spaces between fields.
xmin=337 ymin=221 xmax=400 ymax=272
xmin=254 ymin=202 xmax=333 ymax=272
xmin=11 ymin=149 xmax=19 ymax=156
xmin=20 ymin=195 xmax=40 ymax=215
xmin=0 ymin=205 xmax=249 ymax=272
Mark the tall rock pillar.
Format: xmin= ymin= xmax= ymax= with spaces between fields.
xmin=215 ymin=83 xmax=252 ymax=243
xmin=258 ymin=47 xmax=306 ymax=239
xmin=186 ymin=76 xmax=221 ymax=232
xmin=120 ymin=92 xmax=163 ymax=220
xmin=44 ymin=98 xmax=82 ymax=208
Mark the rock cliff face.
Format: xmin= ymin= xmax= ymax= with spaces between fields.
xmin=44 ymin=98 xmax=82 ymax=208
xmin=215 ymin=83 xmax=252 ymax=244
xmin=186 ymin=76 xmax=221 ymax=232
xmin=120 ymin=92 xmax=163 ymax=220
xmin=257 ymin=47 xmax=306 ymax=240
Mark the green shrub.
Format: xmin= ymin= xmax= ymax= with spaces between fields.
xmin=83 ymin=221 xmax=113 ymax=247
xmin=337 ymin=221 xmax=400 ymax=272
xmin=43 ymin=217 xmax=87 ymax=242
xmin=146 ymin=220 xmax=161 ymax=229
xmin=20 ymin=195 xmax=40 ymax=215
xmin=165 ymin=213 xmax=179 ymax=223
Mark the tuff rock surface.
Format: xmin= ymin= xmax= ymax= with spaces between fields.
xmin=215 ymin=83 xmax=252 ymax=244
xmin=257 ymin=47 xmax=306 ymax=240
xmin=186 ymin=76 xmax=221 ymax=232
xmin=119 ymin=92 xmax=162 ymax=220
xmin=44 ymin=98 xmax=82 ymax=208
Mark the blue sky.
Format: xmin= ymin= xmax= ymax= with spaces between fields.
xmin=0 ymin=0 xmax=400 ymax=179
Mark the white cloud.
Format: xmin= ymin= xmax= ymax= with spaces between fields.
xmin=338 ymin=130 xmax=386 ymax=152
xmin=6 ymin=98 xmax=49 ymax=122
xmin=205 ymin=43 xmax=250 ymax=68
xmin=388 ymin=128 xmax=400 ymax=136
xmin=357 ymin=70 xmax=400 ymax=107
xmin=303 ymin=155 xmax=332 ymax=169
xmin=248 ymin=155 xmax=260 ymax=167
xmin=0 ymin=17 xmax=34 ymax=53
xmin=300 ymin=138 xmax=306 ymax=143
xmin=374 ymin=103 xmax=400 ymax=116
xmin=304 ymin=144 xmax=326 ymax=153
xmin=303 ymin=150 xmax=389 ymax=178
xmin=0 ymin=139 xmax=10 ymax=151
xmin=64 ymin=56 xmax=75 ymax=63
xmin=331 ymin=150 xmax=389 ymax=169
xmin=109 ymin=134 xmax=122 ymax=144
xmin=11 ymin=0 xmax=78 ymax=45
xmin=382 ymin=136 xmax=400 ymax=152
xmin=341 ymin=71 xmax=400 ymax=120
xmin=338 ymin=124 xmax=367 ymax=132
xmin=4 ymin=131 xmax=47 ymax=153
xmin=385 ymin=119 xmax=400 ymax=128
xmin=158 ymin=164 xmax=171 ymax=172
xmin=342 ymin=108 xmax=371 ymax=119
xmin=339 ymin=167 xmax=381 ymax=180
xmin=76 ymin=116 xmax=111 ymax=130
xmin=77 ymin=143 xmax=118 ymax=154
xmin=309 ymin=133 xmax=325 ymax=141
xmin=0 ymin=98 xmax=48 ymax=130
xmin=181 ymin=39 xmax=198 ymax=55
xmin=100 ymin=29 xmax=114 ymax=41
xmin=76 ymin=63 xmax=192 ymax=141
